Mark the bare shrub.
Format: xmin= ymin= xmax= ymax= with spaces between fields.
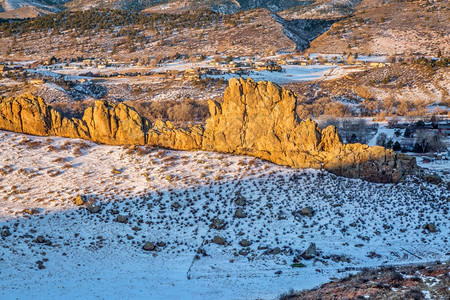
xmin=51 ymin=101 xmax=94 ymax=119
xmin=126 ymin=99 xmax=209 ymax=125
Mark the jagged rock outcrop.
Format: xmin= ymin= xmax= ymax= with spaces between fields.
xmin=0 ymin=79 xmax=417 ymax=183
xmin=0 ymin=93 xmax=52 ymax=136
xmin=0 ymin=94 xmax=150 ymax=145
xmin=81 ymin=100 xmax=150 ymax=145
xmin=202 ymin=78 xmax=416 ymax=183
xmin=147 ymin=120 xmax=204 ymax=150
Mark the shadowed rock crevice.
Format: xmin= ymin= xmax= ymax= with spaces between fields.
xmin=0 ymin=78 xmax=416 ymax=183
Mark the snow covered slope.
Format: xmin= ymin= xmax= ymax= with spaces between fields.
xmin=0 ymin=130 xmax=448 ymax=299
xmin=0 ymin=0 xmax=67 ymax=11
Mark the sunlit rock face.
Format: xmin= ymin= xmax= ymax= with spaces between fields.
xmin=0 ymin=79 xmax=416 ymax=183
xmin=202 ymin=78 xmax=416 ymax=183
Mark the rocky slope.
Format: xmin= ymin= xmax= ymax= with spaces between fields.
xmin=307 ymin=1 xmax=450 ymax=56
xmin=0 ymin=78 xmax=416 ymax=182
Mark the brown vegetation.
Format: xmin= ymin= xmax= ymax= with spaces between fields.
xmin=280 ymin=262 xmax=450 ymax=300
xmin=307 ymin=1 xmax=450 ymax=56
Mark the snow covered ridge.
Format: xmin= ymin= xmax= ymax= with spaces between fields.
xmin=0 ymin=78 xmax=417 ymax=183
xmin=0 ymin=130 xmax=448 ymax=299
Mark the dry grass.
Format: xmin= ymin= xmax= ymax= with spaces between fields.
xmin=308 ymin=1 xmax=450 ymax=56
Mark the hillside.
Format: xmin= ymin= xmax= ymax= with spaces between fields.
xmin=0 ymin=0 xmax=66 ymax=12
xmin=307 ymin=1 xmax=450 ymax=56
xmin=285 ymin=63 xmax=450 ymax=119
xmin=0 ymin=9 xmax=297 ymax=60
xmin=0 ymin=128 xmax=448 ymax=299
xmin=1 ymin=0 xmax=337 ymax=15
xmin=0 ymin=5 xmax=52 ymax=19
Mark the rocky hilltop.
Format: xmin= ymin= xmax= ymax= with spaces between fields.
xmin=0 ymin=78 xmax=416 ymax=182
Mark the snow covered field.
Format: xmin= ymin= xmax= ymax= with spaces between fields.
xmin=207 ymin=65 xmax=360 ymax=84
xmin=31 ymin=58 xmax=364 ymax=86
xmin=0 ymin=130 xmax=449 ymax=299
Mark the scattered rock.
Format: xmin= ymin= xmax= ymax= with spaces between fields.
xmin=239 ymin=239 xmax=251 ymax=247
xmin=277 ymin=211 xmax=287 ymax=220
xmin=212 ymin=236 xmax=226 ymax=245
xmin=210 ymin=218 xmax=226 ymax=230
xmin=36 ymin=260 xmax=45 ymax=269
xmin=235 ymin=195 xmax=246 ymax=206
xmin=86 ymin=202 xmax=101 ymax=213
xmin=234 ymin=208 xmax=247 ymax=218
xmin=331 ymin=255 xmax=351 ymax=263
xmin=22 ymin=208 xmax=39 ymax=215
xmin=367 ymin=252 xmax=382 ymax=259
xmin=271 ymin=247 xmax=281 ymax=255
xmin=238 ymin=249 xmax=249 ymax=256
xmin=264 ymin=247 xmax=282 ymax=255
xmin=423 ymin=223 xmax=437 ymax=232
xmin=116 ymin=215 xmax=128 ymax=223
xmin=197 ymin=247 xmax=207 ymax=256
xmin=142 ymin=242 xmax=156 ymax=251
xmin=1 ymin=228 xmax=11 ymax=238
xmin=300 ymin=207 xmax=314 ymax=217
xmin=73 ymin=195 xmax=85 ymax=206
xmin=111 ymin=168 xmax=122 ymax=175
xmin=35 ymin=235 xmax=46 ymax=244
xmin=156 ymin=241 xmax=166 ymax=248
xmin=423 ymin=174 xmax=442 ymax=184
xmin=302 ymin=243 xmax=318 ymax=260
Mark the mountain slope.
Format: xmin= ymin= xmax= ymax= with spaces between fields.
xmin=1 ymin=0 xmax=379 ymax=15
xmin=0 ymin=0 xmax=67 ymax=11
xmin=0 ymin=5 xmax=52 ymax=18
xmin=307 ymin=0 xmax=450 ymax=56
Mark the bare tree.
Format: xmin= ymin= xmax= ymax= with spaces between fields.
xmin=376 ymin=133 xmax=387 ymax=146
xmin=414 ymin=130 xmax=445 ymax=153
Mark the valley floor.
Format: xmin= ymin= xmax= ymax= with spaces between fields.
xmin=0 ymin=130 xmax=448 ymax=299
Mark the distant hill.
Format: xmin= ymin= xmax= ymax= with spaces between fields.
xmin=307 ymin=1 xmax=450 ymax=56
xmin=0 ymin=0 xmax=389 ymax=17
xmin=0 ymin=0 xmax=67 ymax=12
xmin=0 ymin=6 xmax=52 ymax=19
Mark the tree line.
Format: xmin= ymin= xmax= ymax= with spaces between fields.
xmin=0 ymin=8 xmax=240 ymax=38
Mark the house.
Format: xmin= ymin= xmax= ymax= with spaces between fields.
xmin=83 ymin=59 xmax=93 ymax=65
xmin=226 ymin=61 xmax=240 ymax=68
xmin=183 ymin=68 xmax=201 ymax=80
xmin=206 ymin=68 xmax=222 ymax=75
xmin=422 ymin=156 xmax=435 ymax=163
xmin=29 ymin=79 xmax=44 ymax=85
xmin=256 ymin=61 xmax=282 ymax=72
xmin=438 ymin=124 xmax=450 ymax=137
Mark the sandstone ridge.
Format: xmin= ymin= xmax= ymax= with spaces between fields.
xmin=0 ymin=79 xmax=416 ymax=183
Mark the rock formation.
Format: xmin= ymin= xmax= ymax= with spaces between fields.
xmin=0 ymin=79 xmax=417 ymax=183
xmin=202 ymin=78 xmax=416 ymax=182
